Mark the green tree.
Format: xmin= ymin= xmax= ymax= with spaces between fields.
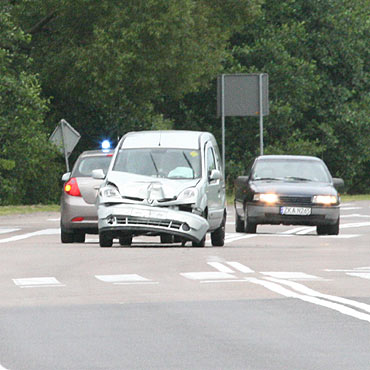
xmin=0 ymin=9 xmax=62 ymax=205
xmin=172 ymin=0 xmax=369 ymax=193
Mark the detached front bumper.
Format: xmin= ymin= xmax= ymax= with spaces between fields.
xmin=98 ymin=204 xmax=209 ymax=243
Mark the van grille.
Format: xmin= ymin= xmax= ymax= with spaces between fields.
xmin=116 ymin=216 xmax=182 ymax=230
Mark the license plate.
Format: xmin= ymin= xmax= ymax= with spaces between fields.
xmin=280 ymin=207 xmax=311 ymax=216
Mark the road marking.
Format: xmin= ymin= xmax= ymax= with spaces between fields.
xmin=13 ymin=277 xmax=64 ymax=288
xmin=200 ymin=279 xmax=249 ymax=284
xmin=0 ymin=228 xmax=59 ymax=243
xmin=0 ymin=228 xmax=20 ymax=235
xmin=207 ymin=262 xmax=234 ymax=273
xmin=341 ymin=207 xmax=362 ymax=211
xmin=265 ymin=277 xmax=370 ymax=314
xmin=48 ymin=218 xmax=60 ymax=221
xmin=226 ymin=261 xmax=255 ymax=273
xmin=180 ymin=272 xmax=236 ymax=280
xmin=341 ymin=214 xmax=370 ymax=218
xmin=95 ymin=274 xmax=157 ymax=285
xmin=340 ymin=222 xmax=370 ymax=229
xmin=261 ymin=272 xmax=323 ymax=281
xmin=281 ymin=227 xmax=311 ymax=234
xmin=296 ymin=227 xmax=316 ymax=235
xmin=245 ymin=277 xmax=370 ymax=323
xmin=346 ymin=273 xmax=370 ymax=280
xmin=0 ymin=363 xmax=9 ymax=370
xmin=320 ymin=234 xmax=360 ymax=239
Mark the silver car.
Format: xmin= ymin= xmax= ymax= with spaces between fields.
xmin=93 ymin=130 xmax=226 ymax=247
xmin=60 ymin=150 xmax=113 ymax=243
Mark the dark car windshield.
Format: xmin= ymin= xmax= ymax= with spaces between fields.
xmin=113 ymin=148 xmax=201 ymax=179
xmin=252 ymin=159 xmax=331 ymax=183
xmin=72 ymin=155 xmax=112 ymax=177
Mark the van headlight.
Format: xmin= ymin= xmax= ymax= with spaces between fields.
xmin=100 ymin=186 xmax=121 ymax=201
xmin=177 ymin=187 xmax=198 ymax=203
xmin=312 ymin=195 xmax=338 ymax=205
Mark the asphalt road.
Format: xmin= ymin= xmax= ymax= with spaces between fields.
xmin=0 ymin=201 xmax=370 ymax=370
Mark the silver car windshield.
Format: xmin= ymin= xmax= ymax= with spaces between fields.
xmin=113 ymin=148 xmax=201 ymax=179
xmin=252 ymin=159 xmax=331 ymax=182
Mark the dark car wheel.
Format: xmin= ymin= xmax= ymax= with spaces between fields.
xmin=317 ymin=219 xmax=339 ymax=235
xmin=235 ymin=210 xmax=245 ymax=233
xmin=244 ymin=207 xmax=257 ymax=233
xmin=160 ymin=234 xmax=174 ymax=244
xmin=99 ymin=232 xmax=113 ymax=248
xmin=61 ymin=229 xmax=74 ymax=243
xmin=119 ymin=235 xmax=132 ymax=246
xmin=211 ymin=213 xmax=226 ymax=246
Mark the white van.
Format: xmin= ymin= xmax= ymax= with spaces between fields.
xmin=93 ymin=130 xmax=226 ymax=247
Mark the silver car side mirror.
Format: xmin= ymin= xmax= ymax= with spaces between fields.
xmin=92 ymin=169 xmax=105 ymax=179
xmin=61 ymin=172 xmax=71 ymax=182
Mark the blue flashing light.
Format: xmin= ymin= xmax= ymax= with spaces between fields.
xmin=101 ymin=140 xmax=111 ymax=151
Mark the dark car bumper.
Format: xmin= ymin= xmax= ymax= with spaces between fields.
xmin=247 ymin=203 xmax=340 ymax=226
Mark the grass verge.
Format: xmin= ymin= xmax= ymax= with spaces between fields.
xmin=0 ymin=204 xmax=60 ymax=216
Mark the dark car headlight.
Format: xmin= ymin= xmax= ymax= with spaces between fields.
xmin=253 ymin=193 xmax=279 ymax=204
xmin=312 ymin=195 xmax=338 ymax=205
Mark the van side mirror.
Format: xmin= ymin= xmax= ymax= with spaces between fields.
xmin=92 ymin=169 xmax=105 ymax=179
xmin=333 ymin=177 xmax=344 ymax=191
xmin=61 ymin=172 xmax=71 ymax=182
xmin=209 ymin=169 xmax=222 ymax=181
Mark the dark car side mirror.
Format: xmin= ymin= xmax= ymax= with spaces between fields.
xmin=333 ymin=177 xmax=344 ymax=191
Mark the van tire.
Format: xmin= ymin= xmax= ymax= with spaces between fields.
xmin=99 ymin=232 xmax=113 ymax=248
xmin=211 ymin=213 xmax=226 ymax=246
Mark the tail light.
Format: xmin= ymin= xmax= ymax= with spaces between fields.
xmin=64 ymin=178 xmax=81 ymax=196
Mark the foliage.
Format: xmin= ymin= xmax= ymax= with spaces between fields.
xmin=0 ymin=9 xmax=63 ymax=205
xmin=1 ymin=0 xmax=368 ymax=206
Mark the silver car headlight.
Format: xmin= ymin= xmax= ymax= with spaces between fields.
xmin=312 ymin=195 xmax=338 ymax=205
xmin=177 ymin=187 xmax=199 ymax=203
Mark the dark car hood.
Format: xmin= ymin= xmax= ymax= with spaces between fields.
xmin=250 ymin=180 xmax=337 ymax=196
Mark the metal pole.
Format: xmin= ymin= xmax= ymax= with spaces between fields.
xmin=259 ymin=74 xmax=264 ymax=156
xmin=60 ymin=120 xmax=70 ymax=172
xmin=221 ymin=74 xmax=225 ymax=179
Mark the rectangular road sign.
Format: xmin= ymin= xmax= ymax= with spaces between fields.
xmin=217 ymin=73 xmax=269 ymax=117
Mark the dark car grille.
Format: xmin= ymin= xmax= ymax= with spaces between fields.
xmin=116 ymin=216 xmax=182 ymax=230
xmin=279 ymin=196 xmax=312 ymax=205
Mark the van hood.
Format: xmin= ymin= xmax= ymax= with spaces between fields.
xmin=106 ymin=171 xmax=200 ymax=201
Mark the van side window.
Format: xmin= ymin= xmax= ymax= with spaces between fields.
xmin=207 ymin=147 xmax=216 ymax=174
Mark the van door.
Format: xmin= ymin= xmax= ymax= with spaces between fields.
xmin=205 ymin=143 xmax=225 ymax=230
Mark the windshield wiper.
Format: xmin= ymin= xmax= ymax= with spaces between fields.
xmin=284 ymin=176 xmax=311 ymax=182
xmin=150 ymin=153 xmax=159 ymax=176
xmin=253 ymin=177 xmax=283 ymax=181
xmin=182 ymin=152 xmax=195 ymax=179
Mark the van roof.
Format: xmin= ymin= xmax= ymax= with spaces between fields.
xmin=120 ymin=130 xmax=214 ymax=150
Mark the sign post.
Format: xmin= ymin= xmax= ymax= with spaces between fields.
xmin=217 ymin=73 xmax=269 ymax=174
xmin=49 ymin=119 xmax=81 ymax=172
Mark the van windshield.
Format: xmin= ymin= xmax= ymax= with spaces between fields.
xmin=113 ymin=148 xmax=201 ymax=179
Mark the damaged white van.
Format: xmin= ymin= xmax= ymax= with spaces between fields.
xmin=92 ymin=130 xmax=226 ymax=248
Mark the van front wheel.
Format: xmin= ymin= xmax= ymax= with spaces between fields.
xmin=211 ymin=213 xmax=226 ymax=246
